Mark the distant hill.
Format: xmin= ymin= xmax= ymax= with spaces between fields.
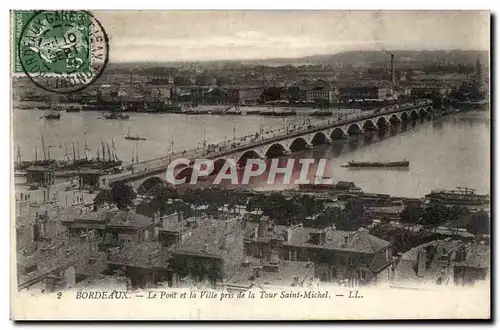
xmin=246 ymin=50 xmax=489 ymax=67
xmin=108 ymin=50 xmax=489 ymax=70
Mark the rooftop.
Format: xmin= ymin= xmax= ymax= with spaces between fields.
xmin=107 ymin=210 xmax=153 ymax=228
xmin=247 ymin=222 xmax=390 ymax=254
xmin=17 ymin=237 xmax=97 ymax=289
xmin=64 ymin=209 xmax=153 ymax=229
xmin=223 ymin=257 xmax=314 ymax=289
xmin=392 ymin=239 xmax=490 ymax=286
xmin=108 ymin=241 xmax=170 ymax=269
xmin=173 ymin=218 xmax=241 ymax=258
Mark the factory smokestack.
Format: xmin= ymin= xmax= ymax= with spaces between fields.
xmin=390 ymin=53 xmax=395 ymax=86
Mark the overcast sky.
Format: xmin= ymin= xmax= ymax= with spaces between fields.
xmin=95 ymin=11 xmax=490 ymax=62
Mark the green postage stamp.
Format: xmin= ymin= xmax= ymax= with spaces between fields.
xmin=12 ymin=10 xmax=109 ymax=93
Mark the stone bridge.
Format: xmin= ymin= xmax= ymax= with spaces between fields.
xmin=103 ymin=101 xmax=434 ymax=194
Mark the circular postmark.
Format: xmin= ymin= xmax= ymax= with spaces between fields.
xmin=17 ymin=10 xmax=109 ymax=94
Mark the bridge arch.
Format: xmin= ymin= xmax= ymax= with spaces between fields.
xmin=400 ymin=112 xmax=409 ymax=121
xmin=389 ymin=114 xmax=399 ymax=124
xmin=310 ymin=132 xmax=329 ymax=145
xmin=427 ymin=106 xmax=433 ymax=112
xmin=376 ymin=116 xmax=388 ymax=127
xmin=137 ymin=176 xmax=167 ymax=195
xmin=347 ymin=123 xmax=362 ymax=135
xmin=264 ymin=143 xmax=287 ymax=158
xmin=175 ymin=166 xmax=198 ymax=183
xmin=362 ymin=119 xmax=376 ymax=130
xmin=410 ymin=110 xmax=419 ymax=120
xmin=418 ymin=108 xmax=428 ymax=117
xmin=330 ymin=127 xmax=346 ymax=140
xmin=211 ymin=158 xmax=229 ymax=175
xmin=237 ymin=150 xmax=261 ymax=167
xmin=289 ymin=137 xmax=309 ymax=152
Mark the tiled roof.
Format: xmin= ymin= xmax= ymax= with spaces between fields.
xmin=108 ymin=241 xmax=170 ymax=269
xmin=174 ymin=219 xmax=240 ymax=258
xmin=17 ymin=238 xmax=96 ymax=289
xmin=392 ymin=239 xmax=490 ymax=286
xmin=107 ymin=211 xmax=153 ymax=228
xmin=246 ymin=222 xmax=390 ymax=254
xmin=224 ymin=257 xmax=314 ymax=289
xmin=290 ymin=227 xmax=390 ymax=254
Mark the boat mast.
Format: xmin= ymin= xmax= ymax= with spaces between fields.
xmin=16 ymin=146 xmax=21 ymax=164
xmin=131 ymin=143 xmax=135 ymax=165
xmin=84 ymin=141 xmax=90 ymax=160
xmin=77 ymin=141 xmax=81 ymax=161
xmin=101 ymin=139 xmax=106 ymax=162
xmin=72 ymin=142 xmax=76 ymax=163
xmin=40 ymin=128 xmax=47 ymax=160
xmin=96 ymin=148 xmax=100 ymax=161
xmin=34 ymin=148 xmax=38 ymax=162
xmin=135 ymin=139 xmax=139 ymax=163
xmin=106 ymin=141 xmax=112 ymax=162
xmin=64 ymin=143 xmax=70 ymax=162
xmin=111 ymin=139 xmax=118 ymax=161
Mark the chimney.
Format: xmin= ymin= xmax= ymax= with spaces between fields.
xmin=317 ymin=230 xmax=326 ymax=245
xmin=390 ymin=54 xmax=396 ymax=86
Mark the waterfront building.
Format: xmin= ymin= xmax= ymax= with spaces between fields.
xmin=305 ymin=86 xmax=338 ymax=103
xmin=26 ymin=166 xmax=55 ymax=187
xmin=78 ymin=169 xmax=106 ymax=190
xmin=338 ymin=85 xmax=394 ymax=102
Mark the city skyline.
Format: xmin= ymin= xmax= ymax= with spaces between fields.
xmin=96 ymin=10 xmax=490 ymax=63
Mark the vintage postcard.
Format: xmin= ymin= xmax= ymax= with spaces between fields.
xmin=10 ymin=10 xmax=490 ymax=320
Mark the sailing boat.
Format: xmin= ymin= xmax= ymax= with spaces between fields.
xmin=125 ymin=125 xmax=147 ymax=141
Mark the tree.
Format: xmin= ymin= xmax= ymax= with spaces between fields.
xmin=109 ymin=182 xmax=137 ymax=210
xmin=400 ymin=204 xmax=423 ymax=225
xmin=314 ymin=206 xmax=342 ymax=229
xmin=334 ymin=200 xmax=370 ymax=231
xmin=464 ymin=211 xmax=490 ymax=235
xmin=419 ymin=200 xmax=471 ymax=227
xmin=420 ymin=200 xmax=449 ymax=226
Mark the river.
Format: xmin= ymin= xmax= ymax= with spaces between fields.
xmin=13 ymin=108 xmax=490 ymax=198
